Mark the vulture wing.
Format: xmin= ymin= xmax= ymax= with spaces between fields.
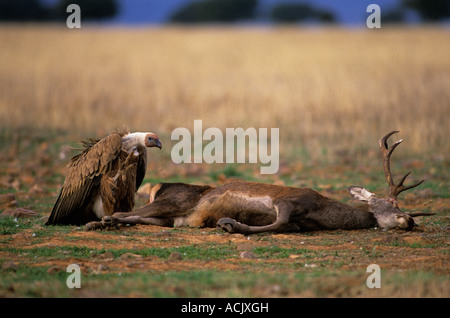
xmin=46 ymin=133 xmax=123 ymax=225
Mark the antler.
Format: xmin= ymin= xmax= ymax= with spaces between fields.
xmin=379 ymin=131 xmax=424 ymax=205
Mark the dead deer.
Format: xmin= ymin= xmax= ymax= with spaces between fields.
xmin=86 ymin=131 xmax=434 ymax=234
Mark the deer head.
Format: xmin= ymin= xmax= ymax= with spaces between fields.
xmin=349 ymin=131 xmax=434 ymax=230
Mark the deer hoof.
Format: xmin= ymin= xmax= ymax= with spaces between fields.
xmin=85 ymin=221 xmax=104 ymax=231
xmin=217 ymin=218 xmax=237 ymax=233
xmin=101 ymin=215 xmax=117 ymax=227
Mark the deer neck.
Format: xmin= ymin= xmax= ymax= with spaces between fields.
xmin=319 ymin=199 xmax=377 ymax=230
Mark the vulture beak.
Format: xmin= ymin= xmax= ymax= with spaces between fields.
xmin=155 ymin=138 xmax=162 ymax=150
xmin=144 ymin=133 xmax=162 ymax=149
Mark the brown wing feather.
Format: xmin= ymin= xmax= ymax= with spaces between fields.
xmin=112 ymin=146 xmax=147 ymax=213
xmin=46 ymin=133 xmax=124 ymax=225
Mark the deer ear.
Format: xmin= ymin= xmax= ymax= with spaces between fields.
xmin=348 ymin=186 xmax=375 ymax=202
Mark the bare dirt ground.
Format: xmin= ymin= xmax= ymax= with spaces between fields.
xmin=1 ymin=206 xmax=448 ymax=298
xmin=6 ymin=212 xmax=448 ymax=274
xmin=0 ymin=138 xmax=449 ymax=297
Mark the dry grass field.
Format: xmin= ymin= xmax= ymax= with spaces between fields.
xmin=0 ymin=25 xmax=449 ymax=299
xmin=0 ymin=25 xmax=449 ymax=158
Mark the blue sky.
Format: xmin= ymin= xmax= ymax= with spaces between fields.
xmin=108 ymin=0 xmax=405 ymax=25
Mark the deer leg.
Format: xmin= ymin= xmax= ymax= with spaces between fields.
xmin=110 ymin=200 xmax=186 ymax=219
xmin=85 ymin=215 xmax=171 ymax=230
xmin=217 ymin=201 xmax=294 ymax=234
xmin=101 ymin=215 xmax=172 ymax=227
xmin=85 ymin=221 xmax=105 ymax=231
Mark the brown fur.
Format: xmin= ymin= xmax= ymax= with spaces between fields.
xmin=86 ymin=181 xmax=383 ymax=234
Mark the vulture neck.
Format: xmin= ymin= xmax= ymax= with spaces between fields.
xmin=122 ymin=132 xmax=146 ymax=152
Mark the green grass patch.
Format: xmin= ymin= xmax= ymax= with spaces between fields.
xmin=0 ymin=217 xmax=35 ymax=235
xmin=1 ymin=267 xmax=448 ymax=298
xmin=1 ymin=245 xmax=103 ymax=259
xmin=252 ymin=246 xmax=312 ymax=259
xmin=1 ymin=243 xmax=238 ymax=261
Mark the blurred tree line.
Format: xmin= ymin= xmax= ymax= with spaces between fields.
xmin=269 ymin=3 xmax=335 ymax=24
xmin=402 ymin=0 xmax=450 ymax=21
xmin=0 ymin=0 xmax=448 ymax=24
xmin=170 ymin=0 xmax=450 ymax=24
xmin=170 ymin=0 xmax=335 ymax=24
xmin=170 ymin=0 xmax=257 ymax=23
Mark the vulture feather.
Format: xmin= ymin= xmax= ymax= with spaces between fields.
xmin=46 ymin=129 xmax=162 ymax=225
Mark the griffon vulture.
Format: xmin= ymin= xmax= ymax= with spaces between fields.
xmin=46 ymin=130 xmax=162 ymax=225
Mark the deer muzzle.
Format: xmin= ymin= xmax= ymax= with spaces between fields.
xmin=396 ymin=214 xmax=415 ymax=230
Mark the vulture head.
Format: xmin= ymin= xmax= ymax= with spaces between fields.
xmin=144 ymin=133 xmax=162 ymax=149
xmin=122 ymin=132 xmax=162 ymax=152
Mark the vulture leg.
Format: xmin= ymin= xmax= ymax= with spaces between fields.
xmin=85 ymin=215 xmax=172 ymax=230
